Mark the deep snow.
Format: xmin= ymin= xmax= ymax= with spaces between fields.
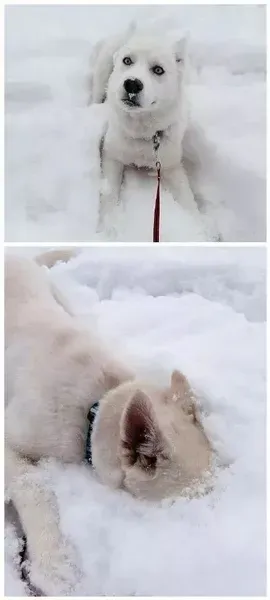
xmin=5 ymin=4 xmax=266 ymax=242
xmin=5 ymin=247 xmax=266 ymax=595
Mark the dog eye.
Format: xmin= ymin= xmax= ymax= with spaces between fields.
xmin=152 ymin=65 xmax=165 ymax=76
xmin=123 ymin=56 xmax=133 ymax=66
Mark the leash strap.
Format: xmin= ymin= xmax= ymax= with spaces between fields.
xmin=153 ymin=162 xmax=161 ymax=242
xmin=152 ymin=132 xmax=162 ymax=243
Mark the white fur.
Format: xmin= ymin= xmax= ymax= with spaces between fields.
xmin=91 ymin=31 xmax=199 ymax=235
xmin=88 ymin=22 xmax=136 ymax=105
xmin=5 ymin=252 xmax=133 ymax=594
xmin=5 ymin=251 xmax=212 ymax=594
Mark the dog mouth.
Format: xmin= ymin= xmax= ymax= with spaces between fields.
xmin=121 ymin=96 xmax=157 ymax=111
xmin=122 ymin=93 xmax=141 ymax=108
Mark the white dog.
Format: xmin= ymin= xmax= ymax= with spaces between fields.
xmin=5 ymin=250 xmax=213 ymax=594
xmin=92 ymin=30 xmax=199 ymax=234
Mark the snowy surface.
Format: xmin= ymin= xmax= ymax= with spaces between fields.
xmin=5 ymin=247 xmax=266 ymax=595
xmin=5 ymin=5 xmax=266 ymax=241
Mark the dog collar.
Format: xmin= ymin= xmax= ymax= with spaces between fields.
xmin=85 ymin=402 xmax=99 ymax=464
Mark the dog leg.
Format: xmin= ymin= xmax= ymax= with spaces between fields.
xmin=97 ymin=155 xmax=123 ymax=237
xmin=163 ymin=165 xmax=200 ymax=214
xmin=5 ymin=445 xmax=82 ymax=596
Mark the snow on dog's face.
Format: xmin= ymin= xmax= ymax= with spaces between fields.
xmin=92 ymin=370 xmax=213 ymax=501
xmin=107 ymin=35 xmax=187 ymax=114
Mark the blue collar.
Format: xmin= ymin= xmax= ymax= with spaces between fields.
xmin=85 ymin=402 xmax=99 ymax=464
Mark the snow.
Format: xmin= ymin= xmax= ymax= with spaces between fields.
xmin=5 ymin=247 xmax=266 ymax=595
xmin=5 ymin=4 xmax=266 ymax=241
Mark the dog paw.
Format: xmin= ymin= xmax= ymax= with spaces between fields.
xmin=97 ymin=214 xmax=117 ymax=239
xmin=96 ymin=218 xmax=104 ymax=233
xmin=96 ymin=221 xmax=117 ymax=239
xmin=100 ymin=178 xmax=113 ymax=196
xmin=30 ymin=540 xmax=82 ymax=596
xmin=104 ymin=224 xmax=117 ymax=240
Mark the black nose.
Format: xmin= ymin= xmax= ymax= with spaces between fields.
xmin=124 ymin=78 xmax=144 ymax=94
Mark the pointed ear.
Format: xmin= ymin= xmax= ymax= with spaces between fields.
xmin=170 ymin=370 xmax=196 ymax=418
xmin=171 ymin=369 xmax=191 ymax=395
xmin=113 ymin=20 xmax=136 ymax=65
xmin=113 ymin=50 xmax=119 ymax=66
xmin=174 ymin=34 xmax=189 ymax=64
xmin=120 ymin=390 xmax=164 ymax=472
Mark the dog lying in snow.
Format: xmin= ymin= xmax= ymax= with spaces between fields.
xmin=5 ymin=250 xmax=213 ymax=594
xmin=89 ymin=27 xmax=200 ymax=234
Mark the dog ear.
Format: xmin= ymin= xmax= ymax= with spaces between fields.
xmin=170 ymin=369 xmax=196 ymax=418
xmin=120 ymin=390 xmax=163 ymax=472
xmin=174 ymin=35 xmax=189 ymax=64
xmin=112 ymin=49 xmax=120 ymax=66
xmin=113 ymin=20 xmax=136 ymax=65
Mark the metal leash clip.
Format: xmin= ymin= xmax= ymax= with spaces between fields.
xmin=152 ymin=131 xmax=161 ymax=164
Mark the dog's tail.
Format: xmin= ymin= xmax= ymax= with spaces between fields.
xmin=35 ymin=248 xmax=77 ymax=269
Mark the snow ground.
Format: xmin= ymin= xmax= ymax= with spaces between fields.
xmin=5 ymin=5 xmax=266 ymax=242
xmin=5 ymin=247 xmax=266 ymax=595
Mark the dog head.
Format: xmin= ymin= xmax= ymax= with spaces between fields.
xmin=107 ymin=34 xmax=187 ymax=115
xmin=92 ymin=370 xmax=213 ymax=501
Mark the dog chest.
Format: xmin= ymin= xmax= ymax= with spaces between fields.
xmin=103 ymin=127 xmax=182 ymax=170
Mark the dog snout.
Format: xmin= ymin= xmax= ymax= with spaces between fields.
xmin=124 ymin=78 xmax=144 ymax=95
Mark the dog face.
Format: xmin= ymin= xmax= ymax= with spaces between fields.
xmin=92 ymin=370 xmax=213 ymax=501
xmin=107 ymin=35 xmax=186 ymax=115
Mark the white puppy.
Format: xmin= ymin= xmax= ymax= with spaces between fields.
xmin=5 ymin=251 xmax=213 ymax=594
xmin=95 ymin=32 xmax=199 ymax=233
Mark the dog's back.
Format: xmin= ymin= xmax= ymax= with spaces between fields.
xmin=5 ymin=256 xmax=54 ymax=343
xmin=5 ymin=250 xmax=77 ymax=345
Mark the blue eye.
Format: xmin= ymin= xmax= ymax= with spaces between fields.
xmin=152 ymin=65 xmax=165 ymax=76
xmin=123 ymin=57 xmax=133 ymax=66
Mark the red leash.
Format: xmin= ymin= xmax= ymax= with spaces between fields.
xmin=153 ymin=161 xmax=161 ymax=242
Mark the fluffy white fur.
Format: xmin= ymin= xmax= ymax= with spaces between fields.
xmin=90 ymin=29 xmax=199 ymax=235
xmin=88 ymin=22 xmax=136 ymax=105
xmin=5 ymin=250 xmax=213 ymax=594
